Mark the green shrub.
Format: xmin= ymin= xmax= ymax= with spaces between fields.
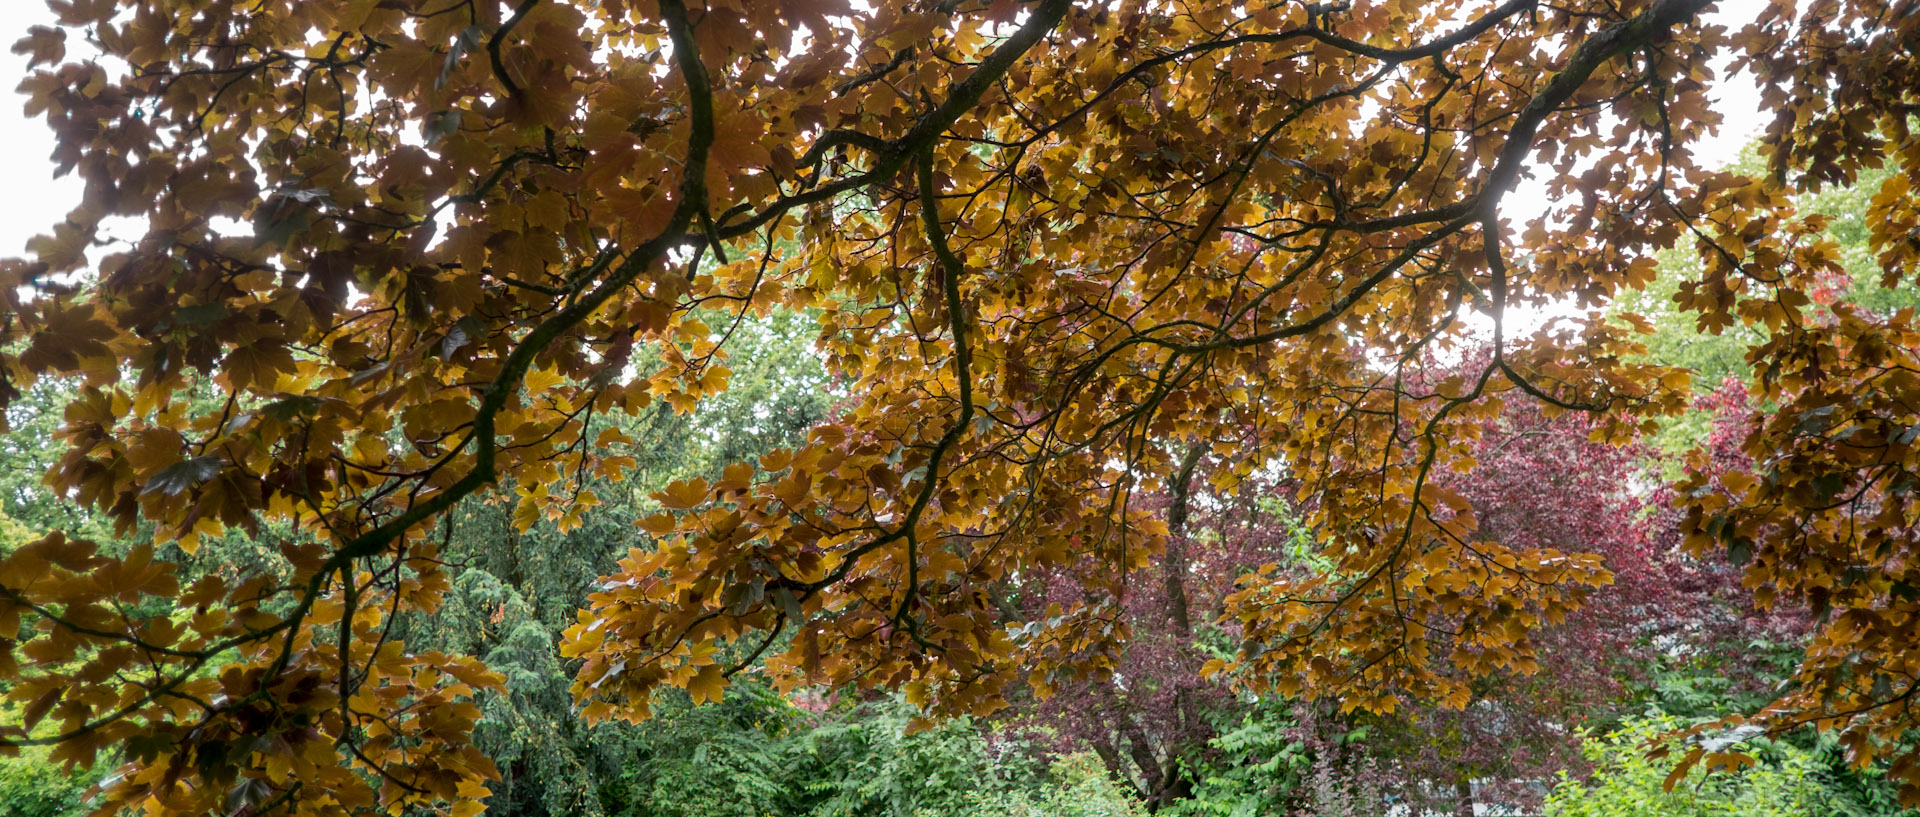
xmin=0 ymin=749 xmax=99 ymax=817
xmin=605 ymin=684 xmax=1148 ymax=817
xmin=943 ymin=753 xmax=1148 ymax=817
xmin=1545 ymin=716 xmax=1914 ymax=817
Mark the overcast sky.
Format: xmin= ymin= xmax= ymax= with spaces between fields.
xmin=0 ymin=1 xmax=1767 ymax=262
xmin=2 ymin=2 xmax=71 ymax=259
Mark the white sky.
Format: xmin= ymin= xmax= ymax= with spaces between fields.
xmin=0 ymin=1 xmax=1767 ymax=261
xmin=1 ymin=2 xmax=72 ymax=259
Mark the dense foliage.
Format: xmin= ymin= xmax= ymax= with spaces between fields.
xmin=1545 ymin=717 xmax=1909 ymax=817
xmin=1 ymin=0 xmax=1918 ymax=815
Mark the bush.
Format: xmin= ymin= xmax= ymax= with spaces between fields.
xmin=0 ymin=750 xmax=98 ymax=817
xmin=945 ymin=753 xmax=1148 ymax=817
xmin=1544 ymin=716 xmax=1914 ymax=817
xmin=603 ymin=683 xmax=1149 ymax=817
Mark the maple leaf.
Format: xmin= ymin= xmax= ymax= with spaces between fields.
xmin=653 ymin=479 xmax=709 ymax=510
xmin=686 ymin=664 xmax=727 ymax=705
xmin=10 ymin=25 xmax=65 ymax=69
xmin=20 ymin=302 xmax=113 ymax=373
xmin=219 ymin=344 xmax=296 ymax=393
xmin=141 ymin=457 xmax=223 ymax=498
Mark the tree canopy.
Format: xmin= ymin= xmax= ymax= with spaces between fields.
xmin=1 ymin=0 xmax=1917 ymax=814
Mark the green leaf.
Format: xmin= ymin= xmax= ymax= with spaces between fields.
xmin=1728 ymin=537 xmax=1753 ymax=567
xmin=142 ymin=456 xmax=223 ymax=497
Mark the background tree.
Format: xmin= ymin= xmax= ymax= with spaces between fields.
xmin=393 ymin=308 xmax=833 ymax=816
xmin=1007 ymin=354 xmax=1709 ymax=815
xmin=1353 ymin=386 xmax=1669 ymax=816
xmin=996 ymin=444 xmax=1294 ymax=810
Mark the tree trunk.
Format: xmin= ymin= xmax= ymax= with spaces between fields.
xmin=1152 ymin=445 xmax=1209 ymax=815
xmin=1090 ymin=737 xmax=1144 ymax=800
xmin=1161 ymin=445 xmax=1206 ymax=640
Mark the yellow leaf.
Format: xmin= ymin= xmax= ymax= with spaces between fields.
xmin=686 ymin=664 xmax=726 ymax=705
xmin=717 ymin=462 xmax=754 ymax=494
xmin=653 ymin=479 xmax=708 ymax=510
xmin=638 ymin=513 xmax=677 ymax=535
xmin=525 ymin=367 xmax=565 ymax=393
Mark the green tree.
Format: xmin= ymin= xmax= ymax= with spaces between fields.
xmin=1613 ymin=151 xmax=1919 ymax=461
xmin=409 ymin=309 xmax=832 ymax=816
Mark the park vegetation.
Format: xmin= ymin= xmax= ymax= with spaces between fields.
xmin=0 ymin=0 xmax=1917 ymax=815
